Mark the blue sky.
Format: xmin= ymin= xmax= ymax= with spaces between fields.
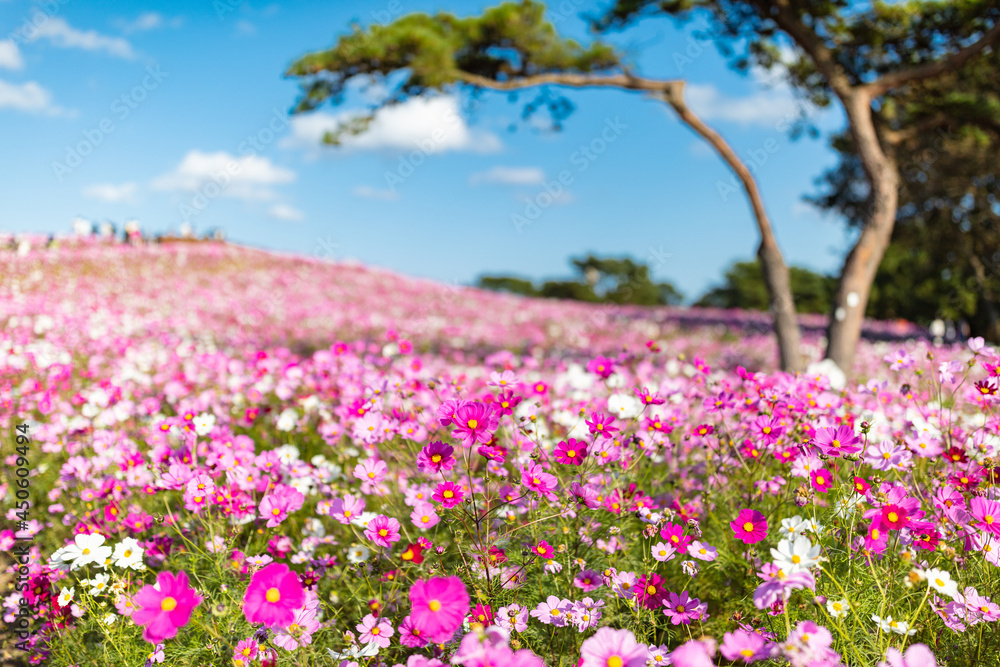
xmin=0 ymin=0 xmax=854 ymax=300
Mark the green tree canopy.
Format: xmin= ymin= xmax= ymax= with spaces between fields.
xmin=477 ymin=254 xmax=684 ymax=306
xmin=695 ymin=259 xmax=836 ymax=314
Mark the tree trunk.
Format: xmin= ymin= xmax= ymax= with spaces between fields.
xmin=825 ymin=92 xmax=899 ymax=372
xmin=664 ymin=84 xmax=804 ymax=372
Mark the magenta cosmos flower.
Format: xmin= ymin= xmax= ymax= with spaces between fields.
xmin=432 ymin=481 xmax=465 ymax=508
xmin=450 ymin=401 xmax=499 ymax=448
xmin=814 ymin=425 xmax=861 ymax=456
xmin=409 ymin=576 xmax=469 ymax=642
xmin=970 ymin=497 xmax=1000 ymax=536
xmin=364 ymin=515 xmax=401 ymax=548
xmin=731 ymin=509 xmax=768 ymax=544
xmin=810 ymin=468 xmax=834 ymax=493
xmin=579 ymin=627 xmax=648 ymax=667
xmin=243 ymin=563 xmax=305 ymax=627
xmin=417 ymin=441 xmax=456 ymax=474
xmin=554 ymin=438 xmax=587 ymax=465
xmin=720 ymin=629 xmax=769 ymax=663
xmin=132 ymin=570 xmax=202 ymax=643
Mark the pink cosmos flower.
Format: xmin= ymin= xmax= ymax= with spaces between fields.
xmin=573 ymin=569 xmax=603 ymax=592
xmin=969 ymin=497 xmax=1000 ymax=536
xmin=720 ymin=629 xmax=769 ymax=663
xmin=587 ymin=356 xmax=616 ymax=379
xmin=273 ymin=605 xmax=321 ymax=650
xmin=810 ymin=468 xmax=833 ymax=493
xmin=731 ymin=509 xmax=768 ymax=544
xmin=635 ymin=573 xmax=667 ymax=609
xmin=398 ymin=615 xmax=429 ymax=648
xmin=579 ymin=627 xmax=648 ymax=667
xmin=532 ymin=540 xmax=554 ymax=559
xmin=753 ymin=570 xmax=815 ymax=610
xmin=450 ymin=401 xmax=499 ymax=448
xmin=432 ymin=481 xmax=465 ymax=508
xmin=417 ymin=441 xmax=456 ymax=474
xmin=878 ymin=644 xmax=937 ymax=667
xmin=243 ymin=563 xmax=306 ymax=628
xmin=364 ymin=515 xmax=401 ymax=548
xmin=233 ymin=638 xmax=259 ymax=663
xmin=662 ymin=591 xmax=700 ymax=625
xmin=258 ymin=485 xmax=305 ymax=528
xmin=864 ymin=440 xmax=910 ymax=471
xmin=554 ymin=438 xmax=587 ymax=465
xmin=329 ymin=494 xmax=365 ymax=524
xmin=660 ymin=523 xmax=692 ymax=552
xmin=671 ymin=639 xmax=717 ymax=667
xmin=752 ymin=415 xmax=784 ymax=445
xmin=634 ymin=386 xmax=665 ymax=405
xmin=132 ymin=570 xmax=203 ymax=643
xmin=408 ymin=576 xmax=469 ymax=642
xmin=520 ymin=461 xmax=558 ymax=501
xmin=651 ymin=542 xmax=677 ymax=562
xmin=353 ymin=458 xmax=389 ymax=492
xmin=586 ymin=413 xmax=619 ymax=439
xmin=356 ymin=613 xmax=393 ymax=648
xmin=813 ymin=425 xmax=861 ymax=456
xmin=495 ymin=389 xmax=523 ymax=416
xmin=530 ymin=595 xmax=571 ymax=626
xmin=410 ymin=502 xmax=441 ymax=529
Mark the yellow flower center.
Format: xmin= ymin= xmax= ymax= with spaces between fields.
xmin=791 ymin=555 xmax=801 ymax=564
xmin=160 ymin=597 xmax=177 ymax=612
xmin=429 ymin=600 xmax=441 ymax=612
xmin=467 ymin=419 xmax=478 ymax=429
xmin=743 ymin=522 xmax=754 ymax=532
xmin=567 ymin=450 xmax=576 ymax=458
xmin=266 ymin=588 xmax=281 ymax=603
xmin=431 ymin=455 xmax=442 ymax=463
xmin=607 ymin=657 xmax=623 ymax=667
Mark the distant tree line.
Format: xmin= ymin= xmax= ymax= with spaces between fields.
xmin=479 ymin=249 xmax=995 ymax=341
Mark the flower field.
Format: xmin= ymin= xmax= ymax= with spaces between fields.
xmin=1 ymin=240 xmax=998 ymax=667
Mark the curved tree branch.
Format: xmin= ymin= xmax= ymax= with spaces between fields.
xmin=455 ymin=69 xmax=804 ymax=371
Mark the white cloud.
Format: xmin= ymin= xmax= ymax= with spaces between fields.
xmin=152 ymin=150 xmax=295 ymax=201
xmin=0 ymin=40 xmax=23 ymax=70
xmin=235 ymin=20 xmax=256 ymax=36
xmin=117 ymin=12 xmax=182 ymax=33
xmin=469 ymin=166 xmax=545 ymax=186
xmin=82 ymin=182 xmax=138 ymax=202
xmin=0 ymin=78 xmax=69 ymax=115
xmin=685 ymin=82 xmax=802 ymax=128
xmin=26 ymin=17 xmax=134 ymax=59
xmin=268 ymin=204 xmax=304 ymax=221
xmin=282 ymin=96 xmax=502 ymax=155
xmin=352 ymin=185 xmax=400 ymax=201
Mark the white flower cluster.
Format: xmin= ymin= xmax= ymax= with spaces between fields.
xmin=49 ymin=533 xmax=145 ymax=572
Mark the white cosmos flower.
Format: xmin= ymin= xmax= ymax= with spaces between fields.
xmin=193 ymin=413 xmax=216 ymax=436
xmin=779 ymin=515 xmax=809 ymax=539
xmin=770 ymin=535 xmax=822 ymax=574
xmin=346 ymin=544 xmax=371 ymax=564
xmin=66 ymin=533 xmax=113 ymax=570
xmin=57 ymin=587 xmax=75 ymax=607
xmin=607 ymin=393 xmax=643 ymax=419
xmin=872 ymin=614 xmax=917 ymax=635
xmin=112 ymin=537 xmax=145 ymax=570
xmin=85 ymin=573 xmax=110 ymax=595
xmin=826 ymin=598 xmax=850 ymax=618
xmin=276 ymin=408 xmax=298 ymax=432
xmin=350 ymin=511 xmax=378 ymax=529
xmin=922 ymin=568 xmax=960 ymax=600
